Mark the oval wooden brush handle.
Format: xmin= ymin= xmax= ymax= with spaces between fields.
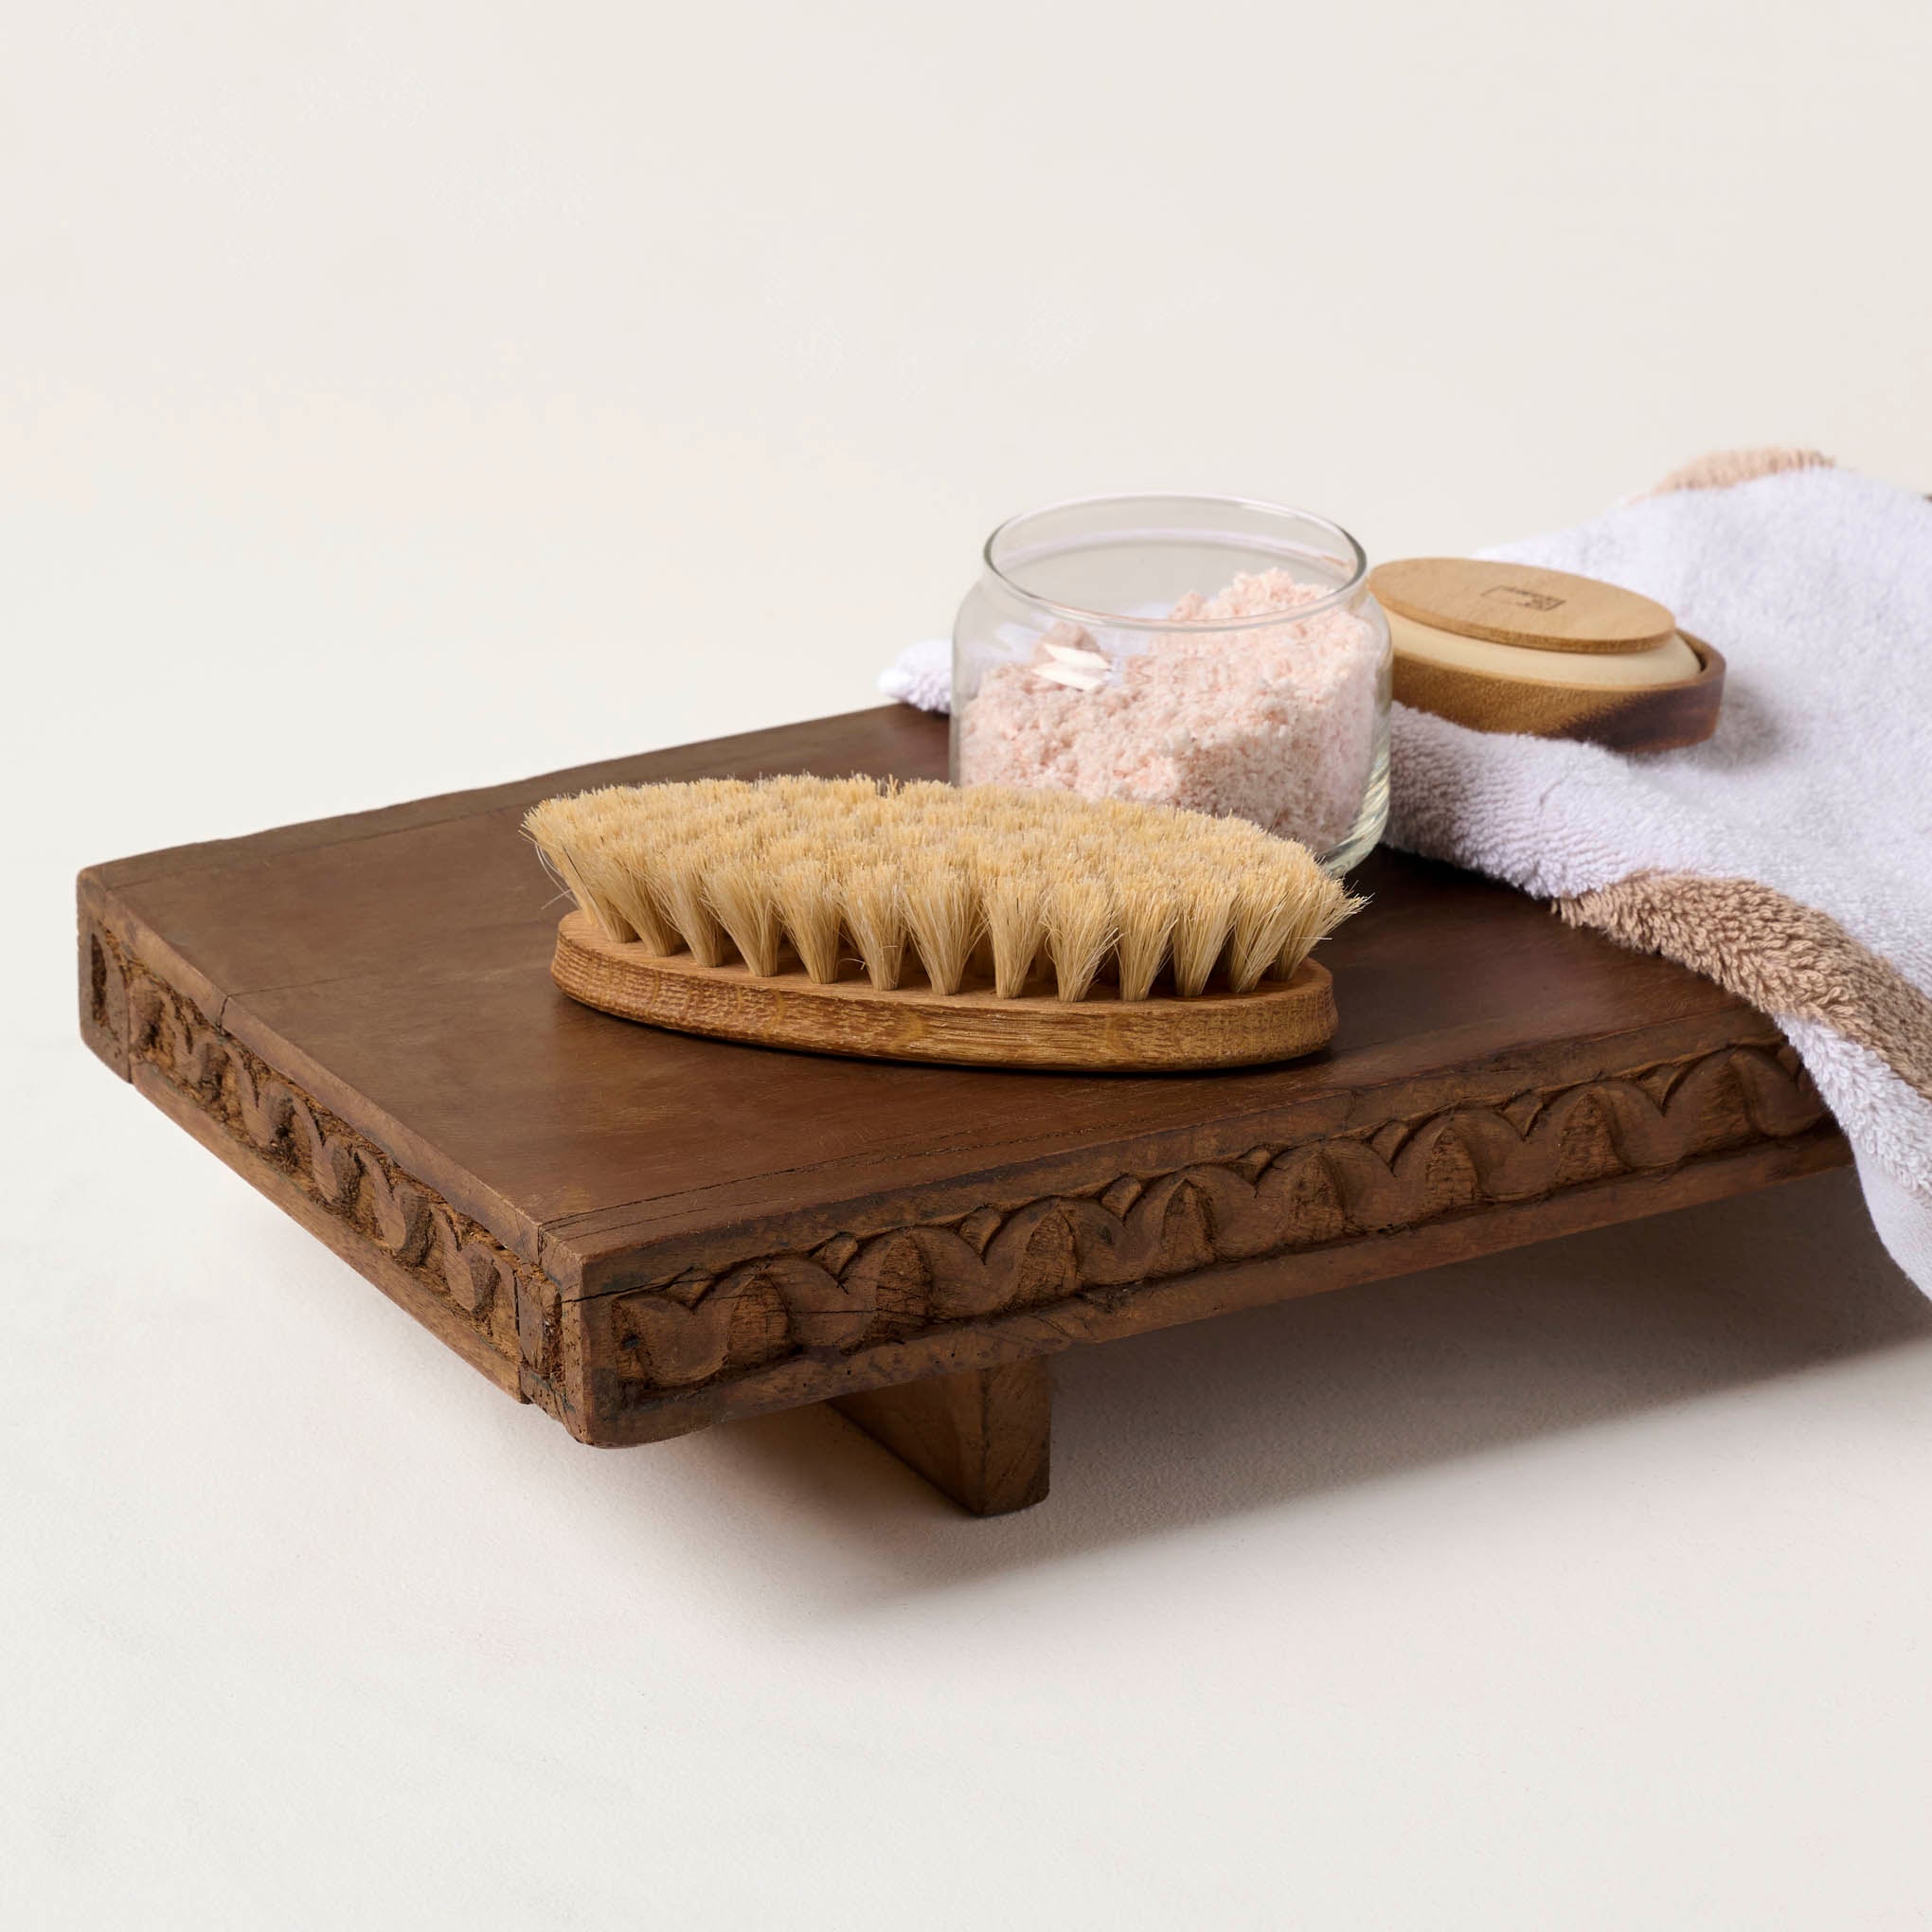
xmin=551 ymin=913 xmax=1337 ymax=1072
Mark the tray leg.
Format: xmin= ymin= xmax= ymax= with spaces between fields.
xmin=829 ymin=1359 xmax=1051 ymax=1516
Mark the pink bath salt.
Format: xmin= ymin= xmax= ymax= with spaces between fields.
xmin=957 ymin=568 xmax=1383 ymax=852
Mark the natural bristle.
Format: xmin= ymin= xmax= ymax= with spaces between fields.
xmin=659 ymin=849 xmax=725 ymax=968
xmin=1171 ymin=872 xmax=1237 ymax=998
xmin=705 ymin=840 xmax=781 ymax=977
xmin=772 ymin=860 xmax=841 ymax=983
xmin=981 ymin=868 xmax=1045 ymax=999
xmin=1046 ymin=879 xmax=1114 ymax=1003
xmin=1113 ymin=876 xmax=1176 ymax=1003
xmin=903 ymin=857 xmax=978 ymax=996
xmin=839 ymin=864 xmax=906 ymax=991
xmin=523 ymin=777 xmax=1358 ymax=1004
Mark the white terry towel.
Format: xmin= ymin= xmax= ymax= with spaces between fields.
xmin=878 ymin=456 xmax=1932 ymax=1290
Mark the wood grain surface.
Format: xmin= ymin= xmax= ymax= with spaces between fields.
xmin=78 ymin=705 xmax=1845 ymax=1496
xmin=831 ymin=1359 xmax=1051 ymax=1514
xmin=551 ymin=910 xmax=1338 ymax=1071
xmin=1370 ymin=557 xmax=1678 ymax=653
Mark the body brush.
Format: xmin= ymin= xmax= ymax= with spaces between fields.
xmin=528 ymin=777 xmax=1358 ymax=1070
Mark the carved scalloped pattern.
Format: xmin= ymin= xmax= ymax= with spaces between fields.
xmin=98 ymin=927 xmax=1832 ymax=1423
xmin=592 ymin=1044 xmax=1829 ymax=1397
xmin=116 ymin=940 xmax=546 ymax=1383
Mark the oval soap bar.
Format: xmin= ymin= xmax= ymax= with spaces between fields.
xmin=1368 ymin=558 xmax=1676 ymax=654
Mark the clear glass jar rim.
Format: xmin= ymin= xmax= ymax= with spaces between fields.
xmin=982 ymin=492 xmax=1369 ymax=633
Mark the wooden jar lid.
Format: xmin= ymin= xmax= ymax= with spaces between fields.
xmin=1369 ymin=555 xmax=1725 ymax=751
xmin=1368 ymin=558 xmax=1677 ymax=654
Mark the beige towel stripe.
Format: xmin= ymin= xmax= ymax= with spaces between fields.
xmin=1643 ymin=447 xmax=1834 ymax=495
xmin=1560 ymin=872 xmax=1932 ymax=1106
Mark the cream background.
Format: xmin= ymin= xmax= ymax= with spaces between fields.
xmin=8 ymin=3 xmax=1932 ymax=1926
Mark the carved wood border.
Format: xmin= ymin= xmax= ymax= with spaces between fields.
xmin=80 ymin=909 xmax=1842 ymax=1450
xmin=578 ymin=1040 xmax=1834 ymax=1431
xmin=88 ymin=922 xmax=566 ymax=1422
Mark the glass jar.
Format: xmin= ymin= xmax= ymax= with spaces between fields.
xmin=952 ymin=494 xmax=1391 ymax=872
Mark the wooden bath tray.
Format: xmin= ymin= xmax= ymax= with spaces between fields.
xmin=77 ymin=707 xmax=1848 ymax=1516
